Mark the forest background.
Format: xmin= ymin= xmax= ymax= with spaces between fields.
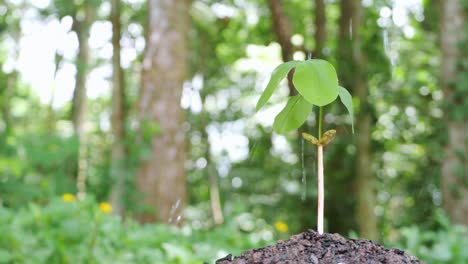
xmin=0 ymin=0 xmax=466 ymax=263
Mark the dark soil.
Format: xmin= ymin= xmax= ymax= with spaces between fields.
xmin=216 ymin=230 xmax=424 ymax=264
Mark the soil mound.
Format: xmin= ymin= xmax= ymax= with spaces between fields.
xmin=216 ymin=230 xmax=423 ymax=264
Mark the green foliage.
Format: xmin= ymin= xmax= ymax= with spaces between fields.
xmin=393 ymin=211 xmax=468 ymax=264
xmin=293 ymin=60 xmax=338 ymax=107
xmin=338 ymin=86 xmax=354 ymax=133
xmin=0 ymin=134 xmax=78 ymax=207
xmin=272 ymin=95 xmax=312 ymax=134
xmin=0 ymin=197 xmax=460 ymax=264
xmin=256 ymin=60 xmax=301 ymax=111
xmin=256 ymin=59 xmax=353 ymax=135
xmin=0 ymin=196 xmax=275 ymax=264
xmin=0 ymin=0 xmax=465 ymax=262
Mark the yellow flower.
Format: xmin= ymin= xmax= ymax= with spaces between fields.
xmin=62 ymin=193 xmax=76 ymax=202
xmin=275 ymin=221 xmax=289 ymax=233
xmin=99 ymin=202 xmax=112 ymax=214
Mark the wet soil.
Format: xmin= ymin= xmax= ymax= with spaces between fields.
xmin=216 ymin=230 xmax=423 ymax=264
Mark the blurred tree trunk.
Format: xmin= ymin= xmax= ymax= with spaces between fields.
xmin=109 ymin=0 xmax=127 ymax=215
xmin=137 ymin=0 xmax=190 ymax=223
xmin=207 ymin=151 xmax=223 ymax=225
xmin=337 ymin=0 xmax=352 ymax=88
xmin=268 ymin=0 xmax=330 ymax=231
xmin=329 ymin=0 xmax=356 ymax=236
xmin=351 ymin=0 xmax=377 ymax=240
xmin=314 ymin=0 xmax=326 ymax=58
xmin=201 ymin=111 xmax=224 ymax=225
xmin=268 ymin=0 xmax=307 ymax=229
xmin=440 ymin=0 xmax=467 ymax=225
xmin=196 ymin=22 xmax=224 ymax=225
xmin=72 ymin=3 xmax=92 ymax=199
xmin=267 ymin=0 xmax=296 ymax=95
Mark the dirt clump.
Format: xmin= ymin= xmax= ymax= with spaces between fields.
xmin=216 ymin=230 xmax=423 ymax=264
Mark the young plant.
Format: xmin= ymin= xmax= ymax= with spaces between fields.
xmin=256 ymin=59 xmax=354 ymax=234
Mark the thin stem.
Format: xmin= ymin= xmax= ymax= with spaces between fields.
xmin=317 ymin=105 xmax=324 ymax=234
xmin=318 ymin=106 xmax=323 ymax=140
xmin=317 ymin=145 xmax=324 ymax=234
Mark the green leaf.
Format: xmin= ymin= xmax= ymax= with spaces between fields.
xmin=273 ymin=95 xmax=312 ymax=134
xmin=256 ymin=60 xmax=301 ymax=111
xmin=292 ymin=59 xmax=338 ymax=106
xmin=338 ymin=86 xmax=354 ymax=133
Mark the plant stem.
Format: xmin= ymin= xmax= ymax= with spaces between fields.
xmin=318 ymin=106 xmax=323 ymax=140
xmin=317 ymin=105 xmax=324 ymax=234
xmin=317 ymin=144 xmax=324 ymax=234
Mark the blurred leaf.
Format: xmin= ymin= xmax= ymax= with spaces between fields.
xmin=338 ymin=86 xmax=354 ymax=133
xmin=0 ymin=249 xmax=13 ymax=263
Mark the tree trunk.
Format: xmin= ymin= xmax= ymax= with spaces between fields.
xmin=267 ymin=0 xmax=296 ymax=95
xmin=314 ymin=0 xmax=326 ymax=58
xmin=137 ymin=0 xmax=190 ymax=223
xmin=109 ymin=0 xmax=127 ymax=215
xmin=440 ymin=0 xmax=467 ymax=225
xmin=350 ymin=0 xmax=378 ymax=240
xmin=208 ymin=162 xmax=224 ymax=225
xmin=72 ymin=4 xmax=92 ymax=200
xmin=268 ymin=0 xmax=308 ymax=230
xmin=201 ymin=110 xmax=224 ymax=225
xmin=201 ymin=117 xmax=224 ymax=225
xmin=196 ymin=23 xmax=224 ymax=225
xmin=326 ymin=0 xmax=355 ymax=235
xmin=337 ymin=0 xmax=353 ymax=88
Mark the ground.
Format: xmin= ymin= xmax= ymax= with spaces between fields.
xmin=216 ymin=230 xmax=424 ymax=264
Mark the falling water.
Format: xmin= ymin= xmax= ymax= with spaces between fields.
xmin=168 ymin=199 xmax=181 ymax=224
xmin=383 ymin=29 xmax=396 ymax=67
xmin=349 ymin=18 xmax=353 ymax=40
xmin=383 ymin=30 xmax=388 ymax=53
xmin=382 ymin=29 xmax=396 ymax=79
xmin=176 ymin=215 xmax=182 ymax=225
xmin=301 ymin=138 xmax=306 ymax=201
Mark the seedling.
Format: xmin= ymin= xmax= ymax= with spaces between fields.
xmin=256 ymin=59 xmax=354 ymax=234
